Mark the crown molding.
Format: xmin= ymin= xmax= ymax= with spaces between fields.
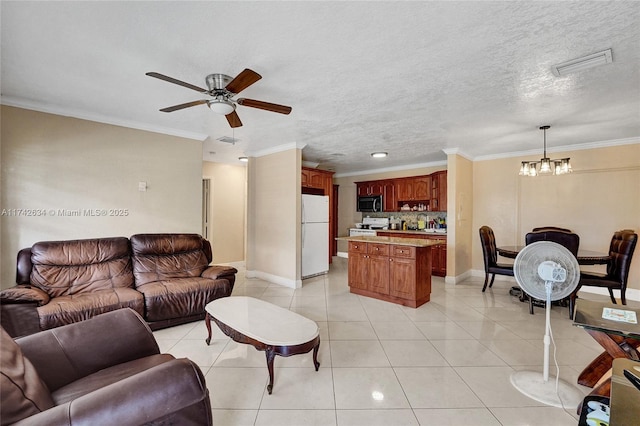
xmin=334 ymin=160 xmax=448 ymax=178
xmin=246 ymin=142 xmax=307 ymax=158
xmin=1 ymin=96 xmax=209 ymax=141
xmin=442 ymin=147 xmax=473 ymax=161
xmin=473 ymin=136 xmax=640 ymax=161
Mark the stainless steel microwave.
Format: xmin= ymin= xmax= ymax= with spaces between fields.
xmin=357 ymin=195 xmax=383 ymax=212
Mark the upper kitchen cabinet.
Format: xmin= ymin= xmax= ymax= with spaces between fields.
xmin=382 ymin=180 xmax=396 ymax=212
xmin=356 ymin=181 xmax=384 ymax=196
xmin=396 ymin=175 xmax=430 ymax=202
xmin=430 ymin=171 xmax=447 ymax=212
xmin=302 ymin=167 xmax=333 ymax=193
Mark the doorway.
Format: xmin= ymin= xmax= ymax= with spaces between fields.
xmin=202 ymin=178 xmax=211 ymax=239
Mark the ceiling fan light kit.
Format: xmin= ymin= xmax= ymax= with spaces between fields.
xmin=208 ymin=99 xmax=235 ymax=115
xmin=519 ymin=126 xmax=572 ymax=177
xmin=146 ymin=68 xmax=292 ymax=128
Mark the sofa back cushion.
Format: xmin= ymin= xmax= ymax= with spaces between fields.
xmin=130 ymin=234 xmax=210 ymax=286
xmin=29 ymin=237 xmax=135 ymax=298
xmin=1 ymin=327 xmax=55 ymax=424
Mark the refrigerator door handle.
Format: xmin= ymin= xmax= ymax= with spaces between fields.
xmin=302 ymin=224 xmax=306 ymax=248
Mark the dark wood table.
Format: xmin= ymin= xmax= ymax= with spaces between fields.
xmin=497 ymin=245 xmax=610 ymax=265
xmin=573 ymin=299 xmax=640 ymax=413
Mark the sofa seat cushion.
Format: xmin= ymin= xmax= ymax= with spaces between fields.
xmin=37 ymin=288 xmax=144 ymax=330
xmin=138 ymin=278 xmax=232 ymax=322
xmin=1 ymin=328 xmax=55 ymax=425
xmin=51 ymin=353 xmax=174 ymax=405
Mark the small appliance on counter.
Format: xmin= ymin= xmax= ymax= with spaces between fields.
xmin=349 ymin=217 xmax=389 ymax=237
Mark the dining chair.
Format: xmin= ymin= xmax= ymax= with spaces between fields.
xmin=569 ymin=230 xmax=638 ymax=319
xmin=523 ymin=230 xmax=580 ymax=314
xmin=532 ymin=226 xmax=572 ymax=233
xmin=479 ymin=226 xmax=514 ymax=292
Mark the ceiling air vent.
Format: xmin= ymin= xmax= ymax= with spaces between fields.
xmin=216 ymin=136 xmax=239 ymax=145
xmin=552 ymin=49 xmax=612 ymax=77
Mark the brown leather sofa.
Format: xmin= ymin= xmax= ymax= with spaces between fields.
xmin=0 ymin=234 xmax=237 ymax=338
xmin=1 ymin=308 xmax=212 ymax=425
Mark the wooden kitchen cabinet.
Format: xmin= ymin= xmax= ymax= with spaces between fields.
xmin=395 ymin=175 xmax=431 ymax=205
xmin=430 ymin=171 xmax=447 ymax=212
xmin=376 ymin=232 xmax=446 ymax=277
xmin=356 ymin=181 xmax=383 ymax=196
xmin=347 ymin=240 xmax=433 ymax=308
xmin=355 ymin=171 xmax=445 ymax=212
xmin=395 ymin=177 xmax=414 ymax=201
xmin=414 ymin=176 xmax=431 ymax=200
xmin=382 ymin=180 xmax=396 ymax=211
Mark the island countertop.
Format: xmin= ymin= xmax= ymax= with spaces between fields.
xmin=336 ymin=236 xmax=443 ymax=247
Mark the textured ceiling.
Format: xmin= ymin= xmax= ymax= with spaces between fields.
xmin=2 ymin=1 xmax=639 ymax=174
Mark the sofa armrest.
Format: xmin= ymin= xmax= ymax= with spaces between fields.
xmin=17 ymin=308 xmax=161 ymax=391
xmin=202 ymin=265 xmax=237 ymax=280
xmin=0 ymin=285 xmax=50 ymax=306
xmin=12 ymin=358 xmax=211 ymax=426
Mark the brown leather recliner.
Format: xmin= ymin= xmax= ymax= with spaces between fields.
xmin=0 ymin=308 xmax=212 ymax=426
xmin=0 ymin=234 xmax=237 ymax=338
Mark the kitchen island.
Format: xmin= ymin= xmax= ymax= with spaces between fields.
xmin=337 ymin=236 xmax=443 ymax=308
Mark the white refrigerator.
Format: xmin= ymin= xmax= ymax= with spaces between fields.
xmin=301 ymin=194 xmax=329 ymax=279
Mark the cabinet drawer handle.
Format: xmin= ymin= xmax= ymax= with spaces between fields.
xmin=399 ymin=250 xmax=404 ymax=253
xmin=354 ymin=245 xmax=358 ymax=249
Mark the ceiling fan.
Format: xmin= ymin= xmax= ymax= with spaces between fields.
xmin=146 ymin=68 xmax=292 ymax=128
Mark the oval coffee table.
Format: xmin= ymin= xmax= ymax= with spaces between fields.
xmin=205 ymin=296 xmax=320 ymax=394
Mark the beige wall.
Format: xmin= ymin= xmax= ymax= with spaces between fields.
xmin=246 ymin=148 xmax=301 ymax=287
xmin=1 ymin=106 xmax=203 ymax=288
xmin=447 ymin=154 xmax=473 ymax=281
xmin=334 ymin=165 xmax=446 ymax=254
xmin=202 ymin=161 xmax=246 ymax=263
xmin=472 ymin=142 xmax=640 ymax=295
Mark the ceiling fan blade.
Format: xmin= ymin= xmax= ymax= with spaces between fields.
xmin=225 ymin=110 xmax=243 ymax=128
xmin=146 ymin=72 xmax=207 ymax=93
xmin=225 ymin=69 xmax=262 ymax=94
xmin=159 ymin=100 xmax=207 ymax=112
xmin=236 ymin=98 xmax=292 ymax=115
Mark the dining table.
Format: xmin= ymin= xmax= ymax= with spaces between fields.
xmin=496 ymin=245 xmax=610 ymax=265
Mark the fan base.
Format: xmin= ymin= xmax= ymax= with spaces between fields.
xmin=510 ymin=371 xmax=583 ymax=408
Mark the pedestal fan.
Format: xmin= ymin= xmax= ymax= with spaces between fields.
xmin=511 ymin=241 xmax=584 ymax=408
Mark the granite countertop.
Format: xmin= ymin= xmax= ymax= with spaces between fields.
xmin=377 ymin=229 xmax=447 ymax=237
xmin=336 ymin=236 xmax=444 ymax=247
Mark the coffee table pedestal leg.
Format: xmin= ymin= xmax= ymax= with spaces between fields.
xmin=266 ymin=349 xmax=276 ymax=394
xmin=205 ymin=313 xmax=212 ymax=345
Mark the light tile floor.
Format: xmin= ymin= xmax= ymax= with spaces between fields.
xmin=153 ymin=258 xmax=633 ymax=426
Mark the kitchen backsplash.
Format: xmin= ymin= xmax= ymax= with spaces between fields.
xmin=365 ymin=212 xmax=447 ymax=229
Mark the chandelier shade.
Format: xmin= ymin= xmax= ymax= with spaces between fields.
xmin=519 ymin=126 xmax=572 ymax=177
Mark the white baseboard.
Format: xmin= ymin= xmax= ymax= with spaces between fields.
xmin=245 ymin=270 xmax=302 ymax=289
xmin=337 ymin=251 xmax=348 ymax=258
xmin=445 ymin=269 xmax=473 ymax=284
xmin=469 ymin=268 xmax=640 ymax=301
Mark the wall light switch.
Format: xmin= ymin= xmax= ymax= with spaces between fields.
xmin=138 ymin=181 xmax=147 ymax=192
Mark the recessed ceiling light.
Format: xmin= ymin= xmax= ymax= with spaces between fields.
xmin=371 ymin=152 xmax=388 ymax=158
xmin=552 ymin=49 xmax=613 ymax=77
xmin=238 ymin=156 xmax=248 ymax=162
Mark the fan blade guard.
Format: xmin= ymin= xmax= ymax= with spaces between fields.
xmin=513 ymin=241 xmax=580 ymax=301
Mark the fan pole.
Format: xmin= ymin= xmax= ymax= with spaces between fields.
xmin=543 ymin=283 xmax=552 ymax=382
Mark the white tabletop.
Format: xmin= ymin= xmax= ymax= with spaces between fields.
xmin=206 ymin=296 xmax=319 ymax=346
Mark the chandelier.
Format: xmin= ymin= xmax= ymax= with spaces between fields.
xmin=519 ymin=126 xmax=572 ymax=177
